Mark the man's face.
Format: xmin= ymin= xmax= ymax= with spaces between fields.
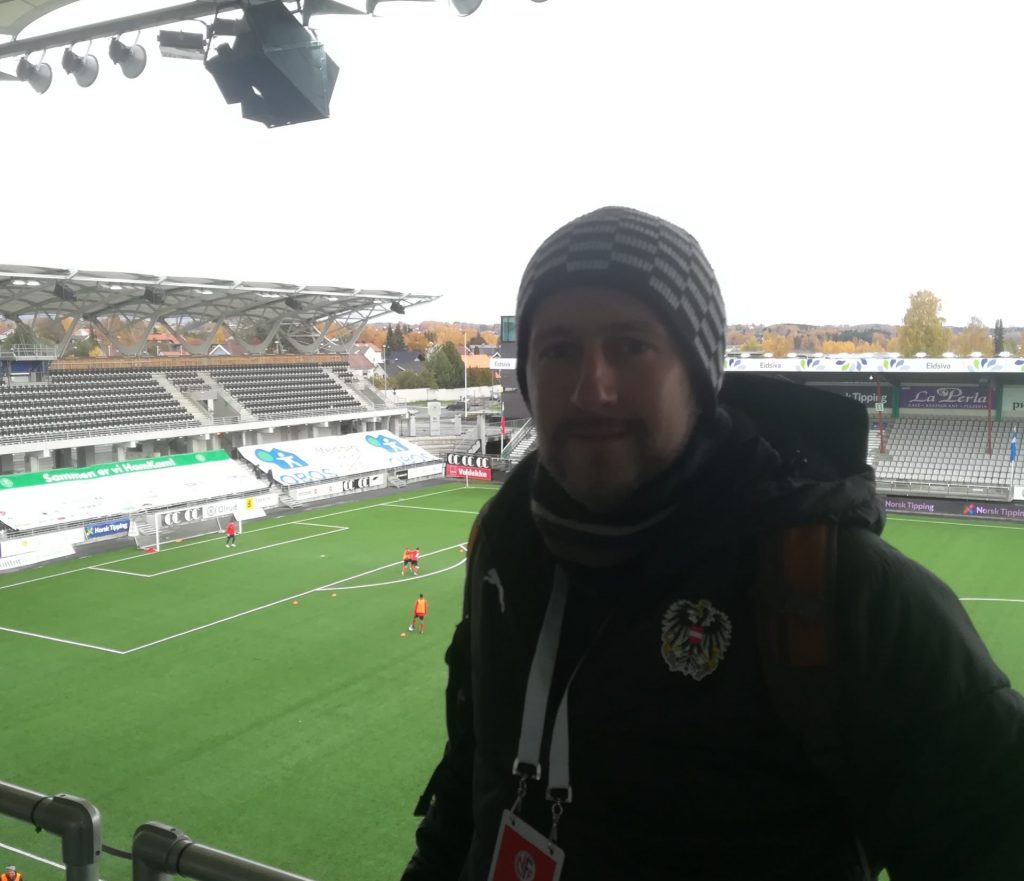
xmin=526 ymin=286 xmax=701 ymax=512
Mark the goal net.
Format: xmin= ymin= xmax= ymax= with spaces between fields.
xmin=132 ymin=508 xmax=241 ymax=551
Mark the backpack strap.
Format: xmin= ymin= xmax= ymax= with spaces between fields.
xmin=757 ymin=522 xmax=840 ymax=767
xmin=757 ymin=522 xmax=875 ymax=880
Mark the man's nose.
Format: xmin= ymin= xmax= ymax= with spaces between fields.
xmin=570 ymin=345 xmax=617 ymax=409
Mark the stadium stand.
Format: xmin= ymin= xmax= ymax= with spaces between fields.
xmin=874 ymin=416 xmax=1023 ymax=499
xmin=206 ymin=363 xmax=364 ymax=419
xmin=0 ymin=369 xmax=200 ymax=441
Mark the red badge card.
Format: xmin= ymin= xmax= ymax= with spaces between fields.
xmin=487 ymin=810 xmax=565 ymax=881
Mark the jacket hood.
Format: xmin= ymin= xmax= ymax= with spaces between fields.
xmin=713 ymin=373 xmax=884 ymax=534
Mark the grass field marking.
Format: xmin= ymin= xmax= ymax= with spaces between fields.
xmin=0 ymin=484 xmax=493 ymax=593
xmin=0 ymin=625 xmax=125 ymax=655
xmin=149 ymin=527 xmax=351 ymax=578
xmin=315 ymin=556 xmax=467 ymax=593
xmin=312 ymin=544 xmax=466 ymax=592
xmin=382 ymin=504 xmax=480 ymax=515
xmin=961 ymin=597 xmax=1024 ymax=604
xmin=0 ymin=840 xmax=104 ymax=877
xmin=88 ymin=565 xmax=154 ymax=578
xmin=887 ymin=515 xmax=1024 ymax=532
xmin=121 ymin=544 xmax=467 ymax=655
xmin=292 ymin=520 xmax=350 ymax=532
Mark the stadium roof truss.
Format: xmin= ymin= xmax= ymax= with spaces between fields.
xmin=0 ymin=264 xmax=438 ymax=356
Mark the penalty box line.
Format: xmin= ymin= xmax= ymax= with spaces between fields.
xmin=119 ymin=544 xmax=467 ymax=655
xmin=87 ymin=525 xmax=351 ymax=579
xmin=0 ymin=485 xmax=478 ymax=594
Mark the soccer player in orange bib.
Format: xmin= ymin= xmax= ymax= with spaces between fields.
xmin=409 ymin=593 xmax=427 ymax=634
xmin=402 ymin=546 xmax=421 ymax=576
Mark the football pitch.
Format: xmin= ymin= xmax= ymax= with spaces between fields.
xmin=0 ymin=487 xmax=1021 ymax=881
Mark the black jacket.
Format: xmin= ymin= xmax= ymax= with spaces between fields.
xmin=403 ymin=375 xmax=1024 ymax=880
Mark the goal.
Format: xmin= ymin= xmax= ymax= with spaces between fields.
xmin=132 ymin=508 xmax=241 ymax=551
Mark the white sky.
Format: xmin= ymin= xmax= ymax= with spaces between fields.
xmin=3 ymin=0 xmax=1024 ymax=328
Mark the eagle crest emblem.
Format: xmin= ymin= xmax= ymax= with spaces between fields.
xmin=660 ymin=598 xmax=732 ymax=680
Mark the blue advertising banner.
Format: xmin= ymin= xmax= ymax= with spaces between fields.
xmin=83 ymin=517 xmax=130 ymax=541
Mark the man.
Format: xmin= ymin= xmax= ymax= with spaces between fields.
xmin=402 ymin=547 xmax=421 ymax=576
xmin=410 ymin=593 xmax=428 ymax=634
xmin=4 ymin=866 xmax=21 ymax=881
xmin=225 ymin=519 xmax=237 ymax=548
xmin=401 ymin=207 xmax=1024 ymax=880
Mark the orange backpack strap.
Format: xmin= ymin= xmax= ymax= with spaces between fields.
xmin=757 ymin=523 xmax=875 ymax=880
xmin=757 ymin=522 xmax=841 ymax=771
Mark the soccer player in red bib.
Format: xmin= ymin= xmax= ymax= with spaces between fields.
xmin=225 ymin=519 xmax=237 ymax=548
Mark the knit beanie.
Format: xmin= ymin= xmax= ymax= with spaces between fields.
xmin=515 ymin=206 xmax=726 ymax=408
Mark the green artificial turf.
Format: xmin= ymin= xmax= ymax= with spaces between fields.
xmin=0 ymin=495 xmax=1020 ymax=881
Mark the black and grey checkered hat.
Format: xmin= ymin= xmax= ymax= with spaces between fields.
xmin=515 ymin=206 xmax=727 ymax=407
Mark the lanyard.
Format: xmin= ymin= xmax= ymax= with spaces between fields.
xmin=514 ymin=567 xmax=576 ymax=814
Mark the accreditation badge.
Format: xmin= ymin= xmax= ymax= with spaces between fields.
xmin=487 ymin=809 xmax=565 ymax=881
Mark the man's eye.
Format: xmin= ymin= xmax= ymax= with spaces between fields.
xmin=618 ymin=338 xmax=652 ymax=355
xmin=538 ymin=342 xmax=573 ymax=360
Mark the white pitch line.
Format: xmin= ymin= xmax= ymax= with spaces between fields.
xmin=887 ymin=515 xmax=1024 ymax=531
xmin=0 ymin=626 xmax=125 ymax=655
xmin=383 ymin=504 xmax=479 ymax=515
xmin=145 ymin=528 xmax=349 ymax=577
xmin=292 ymin=520 xmax=349 ymax=531
xmin=0 ymin=841 xmax=96 ymax=875
xmin=961 ymin=597 xmax=1024 ymax=603
xmin=89 ymin=565 xmax=152 ymax=578
xmin=314 ymin=558 xmax=466 ymax=592
xmin=0 ymin=485 xmax=479 ymax=592
xmin=121 ymin=545 xmax=466 ymax=655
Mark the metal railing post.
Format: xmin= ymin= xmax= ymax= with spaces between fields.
xmin=0 ymin=783 xmax=102 ymax=881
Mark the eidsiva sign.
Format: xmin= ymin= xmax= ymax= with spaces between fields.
xmin=237 ymin=430 xmax=436 ymax=485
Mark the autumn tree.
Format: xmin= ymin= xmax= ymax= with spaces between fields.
xmin=993 ymin=319 xmax=1005 ymax=354
xmin=760 ymin=332 xmax=792 ymax=357
xmin=403 ymin=330 xmax=431 ymax=353
xmin=952 ymin=316 xmax=993 ymax=357
xmin=359 ymin=324 xmax=387 ymax=348
xmin=893 ymin=290 xmax=952 ymax=356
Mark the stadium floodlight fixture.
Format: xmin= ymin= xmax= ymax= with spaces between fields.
xmin=54 ymin=281 xmax=77 ymax=302
xmin=390 ymin=300 xmax=406 ymax=314
xmin=157 ymin=30 xmax=208 ymax=61
xmin=109 ymin=37 xmax=147 ymax=79
xmin=15 ymin=56 xmax=52 ymax=94
xmin=62 ymin=45 xmax=99 ymax=87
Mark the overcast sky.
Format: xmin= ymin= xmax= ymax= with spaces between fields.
xmin=4 ymin=0 xmax=1024 ymax=328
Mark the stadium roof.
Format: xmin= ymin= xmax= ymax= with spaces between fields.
xmin=0 ymin=264 xmax=439 ymax=356
xmin=0 ymin=0 xmax=75 ymax=37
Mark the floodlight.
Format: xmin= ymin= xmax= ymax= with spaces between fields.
xmin=390 ymin=300 xmax=406 ymax=314
xmin=109 ymin=38 xmax=147 ymax=79
xmin=54 ymin=281 xmax=77 ymax=302
xmin=62 ymin=46 xmax=99 ymax=88
xmin=143 ymin=287 xmax=166 ymax=305
xmin=450 ymin=0 xmax=484 ymax=14
xmin=158 ymin=30 xmax=208 ymax=60
xmin=204 ymin=0 xmax=339 ymax=127
xmin=16 ymin=57 xmax=52 ymax=94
